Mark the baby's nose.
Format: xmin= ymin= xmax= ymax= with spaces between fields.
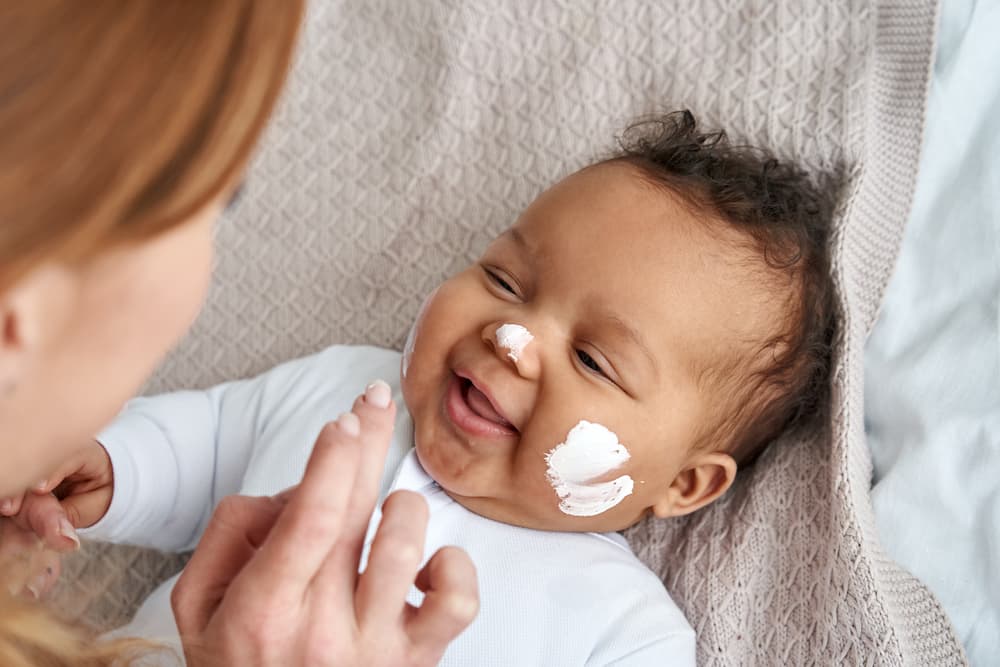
xmin=495 ymin=323 xmax=534 ymax=362
xmin=482 ymin=322 xmax=540 ymax=379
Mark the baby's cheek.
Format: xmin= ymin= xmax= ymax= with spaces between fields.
xmin=401 ymin=287 xmax=439 ymax=379
xmin=540 ymin=420 xmax=635 ymax=517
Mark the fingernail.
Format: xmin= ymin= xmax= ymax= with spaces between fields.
xmin=337 ymin=412 xmax=361 ymax=437
xmin=28 ymin=572 xmax=50 ymax=599
xmin=365 ymin=379 xmax=392 ymax=409
xmin=25 ymin=583 xmax=40 ymax=600
xmin=34 ymin=480 xmax=47 ymax=492
xmin=58 ymin=517 xmax=80 ymax=550
xmin=0 ymin=499 xmax=12 ymax=515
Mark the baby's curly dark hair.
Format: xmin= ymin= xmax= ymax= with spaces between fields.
xmin=608 ymin=110 xmax=837 ymax=465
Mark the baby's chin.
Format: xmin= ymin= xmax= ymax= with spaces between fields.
xmin=410 ymin=439 xmax=628 ymax=532
xmin=410 ymin=435 xmax=474 ymax=497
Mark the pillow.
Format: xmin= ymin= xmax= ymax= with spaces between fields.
xmin=54 ymin=0 xmax=965 ymax=662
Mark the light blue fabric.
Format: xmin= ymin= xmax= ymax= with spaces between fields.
xmin=865 ymin=0 xmax=1000 ymax=663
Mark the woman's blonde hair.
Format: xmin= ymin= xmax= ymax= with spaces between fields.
xmin=0 ymin=595 xmax=159 ymax=667
xmin=0 ymin=0 xmax=304 ymax=290
xmin=0 ymin=0 xmax=304 ymax=663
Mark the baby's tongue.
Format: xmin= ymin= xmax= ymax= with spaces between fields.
xmin=465 ymin=383 xmax=510 ymax=426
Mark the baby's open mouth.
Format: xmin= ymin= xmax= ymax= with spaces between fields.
xmin=461 ymin=377 xmax=516 ymax=430
xmin=445 ymin=372 xmax=519 ymax=439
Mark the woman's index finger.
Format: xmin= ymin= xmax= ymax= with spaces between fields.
xmin=240 ymin=418 xmax=364 ymax=597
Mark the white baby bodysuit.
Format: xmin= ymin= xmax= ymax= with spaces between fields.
xmin=81 ymin=345 xmax=695 ymax=666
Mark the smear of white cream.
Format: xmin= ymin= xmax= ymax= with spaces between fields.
xmin=402 ymin=289 xmax=437 ymax=378
xmin=545 ymin=420 xmax=634 ymax=517
xmin=495 ymin=323 xmax=533 ymax=362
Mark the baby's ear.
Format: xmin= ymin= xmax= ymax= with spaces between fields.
xmin=651 ymin=452 xmax=737 ymax=519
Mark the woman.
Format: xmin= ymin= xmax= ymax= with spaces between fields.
xmin=0 ymin=2 xmax=478 ymax=665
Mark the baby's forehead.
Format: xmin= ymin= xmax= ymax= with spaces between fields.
xmin=490 ymin=167 xmax=795 ymax=381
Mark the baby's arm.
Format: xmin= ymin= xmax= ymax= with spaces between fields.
xmin=81 ymin=347 xmax=351 ymax=552
xmin=598 ymin=635 xmax=696 ymax=666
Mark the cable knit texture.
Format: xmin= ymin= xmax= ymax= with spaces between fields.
xmin=54 ymin=0 xmax=966 ymax=662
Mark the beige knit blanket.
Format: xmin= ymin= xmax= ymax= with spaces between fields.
xmin=54 ymin=0 xmax=966 ymax=663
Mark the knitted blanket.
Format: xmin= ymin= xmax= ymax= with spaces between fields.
xmin=55 ymin=0 xmax=966 ymax=663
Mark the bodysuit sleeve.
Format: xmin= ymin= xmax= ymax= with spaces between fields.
xmin=79 ymin=346 xmax=361 ymax=552
xmin=599 ymin=633 xmax=696 ymax=666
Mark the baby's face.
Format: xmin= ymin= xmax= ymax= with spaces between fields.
xmin=402 ymin=162 xmax=774 ymax=532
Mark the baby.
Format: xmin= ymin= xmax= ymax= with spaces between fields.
xmin=61 ymin=111 xmax=836 ymax=664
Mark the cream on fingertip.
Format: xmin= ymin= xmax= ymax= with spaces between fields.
xmin=365 ymin=379 xmax=392 ymax=409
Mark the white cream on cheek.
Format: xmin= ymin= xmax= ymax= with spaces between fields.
xmin=402 ymin=289 xmax=437 ymax=378
xmin=544 ymin=420 xmax=635 ymax=517
xmin=495 ymin=323 xmax=533 ymax=362
xmin=402 ymin=322 xmax=417 ymax=377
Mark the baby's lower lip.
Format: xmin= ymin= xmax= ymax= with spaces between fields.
xmin=444 ymin=374 xmax=518 ymax=439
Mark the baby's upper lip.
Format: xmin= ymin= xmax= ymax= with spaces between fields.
xmin=453 ymin=368 xmax=520 ymax=432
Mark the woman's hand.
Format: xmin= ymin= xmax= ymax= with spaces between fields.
xmin=171 ymin=380 xmax=479 ymax=666
xmin=0 ymin=516 xmax=62 ymax=599
xmin=0 ymin=440 xmax=112 ymax=599
xmin=0 ymin=440 xmax=114 ymax=552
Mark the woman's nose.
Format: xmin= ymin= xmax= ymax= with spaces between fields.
xmin=482 ymin=322 xmax=540 ymax=379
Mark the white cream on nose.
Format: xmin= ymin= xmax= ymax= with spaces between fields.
xmin=495 ymin=323 xmax=534 ymax=362
xmin=544 ymin=420 xmax=635 ymax=517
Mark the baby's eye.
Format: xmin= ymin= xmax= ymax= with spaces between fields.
xmin=576 ymin=349 xmax=607 ymax=377
xmin=484 ymin=267 xmax=517 ymax=295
